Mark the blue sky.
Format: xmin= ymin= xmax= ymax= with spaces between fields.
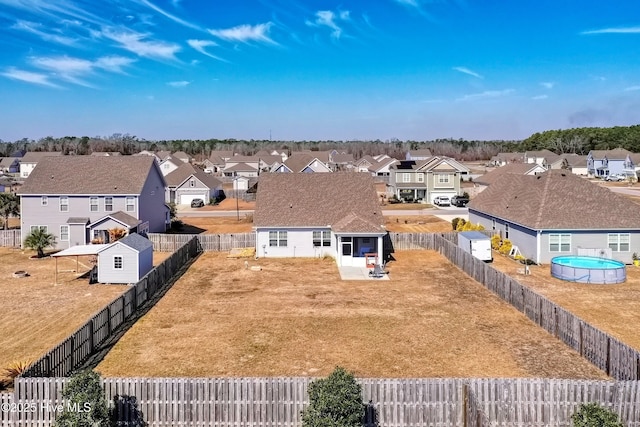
xmin=1 ymin=0 xmax=639 ymax=142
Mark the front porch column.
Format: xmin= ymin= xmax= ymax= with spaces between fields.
xmin=377 ymin=235 xmax=384 ymax=263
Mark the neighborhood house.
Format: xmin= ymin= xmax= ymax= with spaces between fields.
xmin=18 ymin=156 xmax=169 ymax=249
xmin=253 ymin=173 xmax=386 ymax=267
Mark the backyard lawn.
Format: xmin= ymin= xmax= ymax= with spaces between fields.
xmin=490 ymin=253 xmax=640 ymax=351
xmin=97 ymin=250 xmax=608 ymax=379
xmin=0 ymin=249 xmax=171 ymax=370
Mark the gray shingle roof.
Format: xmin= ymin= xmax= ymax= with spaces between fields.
xmin=164 ymin=163 xmax=198 ymax=187
xmin=474 ymin=163 xmax=544 ymax=186
xmin=21 ymin=152 xmax=63 ymax=163
xmin=117 ymin=233 xmax=153 ymax=252
xmin=18 ymin=156 xmax=161 ymax=195
xmin=468 ymin=170 xmax=640 ymax=230
xmin=589 ymin=148 xmax=632 ymax=160
xmin=254 ymin=173 xmax=385 ymax=233
xmin=283 ymin=153 xmax=315 ymax=173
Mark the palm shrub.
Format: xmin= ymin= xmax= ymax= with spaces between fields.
xmin=571 ymin=402 xmax=624 ymax=427
xmin=24 ymin=227 xmax=56 ymax=258
xmin=302 ymin=366 xmax=364 ymax=427
xmin=54 ymin=370 xmax=110 ymax=427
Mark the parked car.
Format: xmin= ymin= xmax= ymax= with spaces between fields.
xmin=433 ymin=196 xmax=451 ymax=206
xmin=190 ymin=198 xmax=205 ymax=208
xmin=605 ymin=175 xmax=624 ymax=182
xmin=451 ymin=195 xmax=469 ymax=207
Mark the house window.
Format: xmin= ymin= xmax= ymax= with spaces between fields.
xmin=608 ymin=233 xmax=630 ymax=252
xmin=41 ymin=196 xmax=48 ymax=206
xmin=401 ymin=173 xmax=410 ymax=183
xmin=113 ymin=256 xmax=123 ymax=270
xmin=437 ymin=174 xmax=450 ymax=184
xmin=492 ymin=219 xmax=496 ymax=231
xmin=269 ymin=230 xmax=287 ymax=247
xmin=30 ymin=225 xmax=48 ymax=233
xmin=60 ymin=225 xmax=69 ymax=241
xmin=90 ymin=197 xmax=99 ymax=212
xmin=126 ymin=197 xmax=135 ymax=212
xmin=189 ymin=179 xmax=195 ymax=187
xmin=504 ymin=223 xmax=509 ymax=239
xmin=59 ymin=196 xmax=69 ymax=212
xmin=549 ymin=234 xmax=571 ymax=252
xmin=163 ymin=163 xmax=170 ymax=169
xmin=105 ymin=197 xmax=113 ymax=211
xmin=313 ymin=231 xmax=331 ymax=247
xmin=417 ymin=173 xmax=424 ymax=183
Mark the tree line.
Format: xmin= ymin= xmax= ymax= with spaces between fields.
xmin=1 ymin=124 xmax=638 ymax=161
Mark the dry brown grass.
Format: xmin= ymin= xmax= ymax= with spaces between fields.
xmin=0 ymin=249 xmax=171 ymax=369
xmin=491 ymin=253 xmax=640 ymax=351
xmin=384 ymin=216 xmax=453 ymax=233
xmin=97 ymin=251 xmax=608 ymax=379
xmin=178 ymin=216 xmax=254 ymax=234
xmin=196 ymin=198 xmax=256 ymax=211
xmin=380 ymin=203 xmax=433 ymax=211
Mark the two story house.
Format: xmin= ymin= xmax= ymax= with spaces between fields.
xmin=388 ymin=157 xmax=468 ymax=203
xmin=18 ymin=156 xmax=169 ymax=249
xmin=587 ymin=148 xmax=633 ymax=178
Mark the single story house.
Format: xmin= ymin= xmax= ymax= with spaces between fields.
xmin=468 ymin=170 xmax=640 ymax=264
xmin=164 ymin=162 xmax=223 ymax=205
xmin=253 ymin=173 xmax=386 ymax=267
xmin=97 ymin=233 xmax=153 ymax=284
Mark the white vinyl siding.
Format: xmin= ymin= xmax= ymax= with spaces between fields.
xmin=60 ymin=225 xmax=69 ymax=241
xmin=104 ymin=197 xmax=113 ymax=211
xmin=313 ymin=231 xmax=331 ymax=247
xmin=59 ymin=196 xmax=69 ymax=212
xmin=90 ymin=197 xmax=99 ymax=212
xmin=608 ymin=233 xmax=630 ymax=252
xmin=549 ymin=234 xmax=571 ymax=252
xmin=269 ymin=231 xmax=287 ymax=247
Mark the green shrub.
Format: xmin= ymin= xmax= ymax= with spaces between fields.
xmin=54 ymin=370 xmax=110 ymax=427
xmin=302 ymin=366 xmax=364 ymax=427
xmin=571 ymin=402 xmax=624 ymax=427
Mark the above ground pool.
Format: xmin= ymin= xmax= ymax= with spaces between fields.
xmin=550 ymin=256 xmax=626 ymax=284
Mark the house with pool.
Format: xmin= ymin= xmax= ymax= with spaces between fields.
xmin=467 ymin=170 xmax=640 ymax=264
xmin=253 ymin=172 xmax=387 ymax=267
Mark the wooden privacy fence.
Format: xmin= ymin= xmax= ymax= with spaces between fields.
xmin=0 ymin=229 xmax=20 ymax=248
xmin=4 ymin=378 xmax=640 ymax=426
xmin=19 ymin=236 xmax=201 ymax=378
xmin=395 ymin=232 xmax=640 ymax=381
xmin=147 ymin=233 xmax=254 ymax=252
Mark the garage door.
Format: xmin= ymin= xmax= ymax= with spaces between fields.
xmin=180 ymin=194 xmax=207 ymax=205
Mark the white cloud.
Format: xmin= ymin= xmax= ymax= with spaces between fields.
xmin=208 ymin=23 xmax=275 ymax=44
xmin=101 ymin=28 xmax=181 ymax=60
xmin=581 ymin=26 xmax=640 ymax=35
xmin=187 ymin=39 xmax=226 ymax=61
xmin=395 ymin=0 xmax=419 ymax=7
xmin=532 ymin=95 xmax=548 ymax=100
xmin=306 ymin=10 xmax=351 ymax=39
xmin=453 ymin=66 xmax=483 ymax=79
xmin=0 ymin=67 xmax=60 ymax=88
xmin=457 ymin=89 xmax=514 ymax=101
xmin=137 ymin=0 xmax=201 ymax=30
xmin=11 ymin=20 xmax=77 ymax=45
xmin=94 ymin=56 xmax=136 ymax=73
xmin=28 ymin=54 xmax=135 ymax=87
xmin=624 ymin=85 xmax=640 ymax=92
xmin=540 ymin=81 xmax=555 ymax=89
xmin=167 ymin=80 xmax=190 ymax=87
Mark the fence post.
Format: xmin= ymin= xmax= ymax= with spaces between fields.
xmin=70 ymin=335 xmax=75 ymax=374
xmin=462 ymin=383 xmax=468 ymax=427
xmin=89 ymin=318 xmax=95 ymax=354
xmin=106 ymin=305 xmax=112 ymax=336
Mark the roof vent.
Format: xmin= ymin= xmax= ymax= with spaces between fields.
xmin=289 ymin=203 xmax=292 ymax=208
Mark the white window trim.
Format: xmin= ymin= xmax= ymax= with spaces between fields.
xmin=549 ymin=233 xmax=571 ymax=252
xmin=60 ymin=225 xmax=69 ymax=241
xmin=608 ymin=233 xmax=630 ymax=252
xmin=90 ymin=197 xmax=99 ymax=212
xmin=30 ymin=225 xmax=48 ymax=233
xmin=269 ymin=230 xmax=288 ymax=247
xmin=313 ymin=230 xmax=331 ymax=247
xmin=41 ymin=196 xmax=48 ymax=206
xmin=59 ymin=196 xmax=69 ymax=212
xmin=125 ymin=197 xmax=136 ymax=212
xmin=417 ymin=173 xmax=424 ymax=183
xmin=113 ymin=255 xmax=123 ymax=270
xmin=104 ymin=197 xmax=113 ymax=211
xmin=401 ymin=173 xmax=410 ymax=183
